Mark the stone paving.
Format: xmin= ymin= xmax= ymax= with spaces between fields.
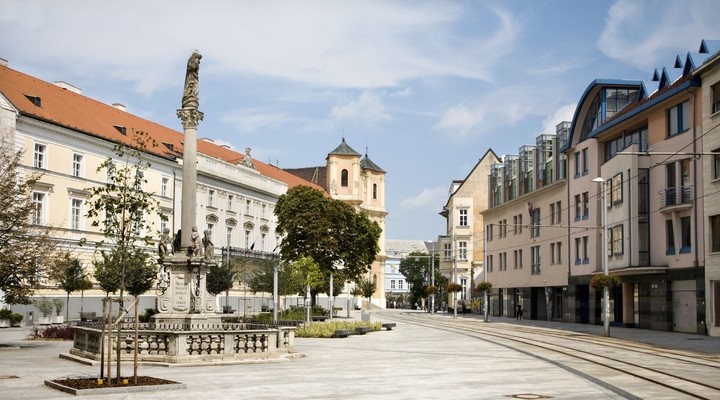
xmin=0 ymin=310 xmax=717 ymax=399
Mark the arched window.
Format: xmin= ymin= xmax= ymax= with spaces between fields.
xmin=341 ymin=169 xmax=349 ymax=187
xmin=373 ymin=183 xmax=378 ymax=199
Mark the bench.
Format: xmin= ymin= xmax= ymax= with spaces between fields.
xmin=334 ymin=329 xmax=351 ymax=338
xmin=311 ymin=315 xmax=327 ymax=322
xmin=382 ymin=323 xmax=397 ymax=331
xmin=354 ymin=326 xmax=371 ymax=335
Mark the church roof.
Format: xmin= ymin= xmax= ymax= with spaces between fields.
xmin=361 ymin=154 xmax=385 ymax=173
xmin=328 ymin=138 xmax=361 ymax=156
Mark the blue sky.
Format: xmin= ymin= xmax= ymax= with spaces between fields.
xmin=1 ymin=0 xmax=719 ymax=240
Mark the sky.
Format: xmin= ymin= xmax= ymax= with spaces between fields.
xmin=1 ymin=0 xmax=719 ymax=241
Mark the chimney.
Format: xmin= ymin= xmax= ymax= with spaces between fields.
xmin=54 ymin=81 xmax=81 ymax=94
xmin=112 ymin=103 xmax=126 ymax=112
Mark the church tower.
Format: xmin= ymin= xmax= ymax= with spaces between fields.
xmin=326 ymin=139 xmax=387 ymax=308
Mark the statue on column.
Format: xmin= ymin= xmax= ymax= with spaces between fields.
xmin=182 ymin=50 xmax=202 ymax=109
xmin=203 ymin=230 xmax=214 ymax=261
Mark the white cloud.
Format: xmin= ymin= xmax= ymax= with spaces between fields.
xmin=540 ymin=104 xmax=576 ymax=135
xmin=400 ymin=186 xmax=447 ymax=210
xmin=597 ymin=0 xmax=720 ymax=70
xmin=220 ymin=108 xmax=293 ymax=133
xmin=434 ymin=104 xmax=484 ymax=138
xmin=0 ymin=0 xmax=520 ymax=97
xmin=332 ymin=91 xmax=391 ymax=126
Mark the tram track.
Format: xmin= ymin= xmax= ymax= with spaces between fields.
xmin=379 ymin=312 xmax=720 ymax=399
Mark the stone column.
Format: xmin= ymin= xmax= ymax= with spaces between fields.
xmin=176 ymin=108 xmax=203 ymax=252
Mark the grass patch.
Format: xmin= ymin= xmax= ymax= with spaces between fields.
xmin=296 ymin=320 xmax=381 ymax=338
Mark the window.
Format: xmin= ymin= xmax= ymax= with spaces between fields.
xmin=72 ymin=153 xmax=83 ymax=177
xmin=261 ymin=233 xmax=266 ymax=251
xmin=711 ymin=215 xmax=720 ymax=253
xmin=398 ymin=280 xmax=403 ymax=290
xmin=161 ymin=177 xmax=169 ymax=197
xmin=582 ymin=192 xmax=589 ymax=219
xmin=459 ymin=209 xmax=468 ymax=227
xmin=513 ymin=250 xmax=519 ymax=269
xmin=575 ymin=194 xmax=581 ymax=221
xmin=500 ymin=252 xmax=507 ymax=271
xmin=244 ymin=229 xmax=251 ymax=249
xmin=487 ymin=224 xmax=493 ymax=242
xmin=262 ymin=204 xmax=267 ymax=219
xmin=518 ymin=249 xmax=523 ymax=269
xmin=611 ymin=225 xmax=624 ymax=256
xmin=500 ymin=219 xmax=507 ymax=238
xmin=487 ymin=255 xmax=493 ymax=273
xmin=517 ymin=215 xmax=523 ymax=234
xmin=554 ymin=201 xmax=562 ymax=224
xmin=581 ymin=148 xmax=588 ymax=175
xmin=372 ymin=183 xmax=378 ymax=199
xmin=226 ymin=227 xmax=233 ymax=246
xmin=575 ymin=238 xmax=582 ymax=265
xmin=227 ymin=194 xmax=234 ymax=211
xmin=513 ymin=215 xmax=518 ymax=235
xmin=612 ymin=173 xmax=623 ymax=205
xmin=70 ymin=198 xmax=83 ymax=230
xmin=582 ymin=236 xmax=589 ymax=264
xmin=341 ymin=169 xmax=349 ymax=187
xmin=391 ymin=280 xmax=396 ymax=290
xmin=31 ymin=192 xmax=45 ymax=224
xmin=245 ymin=199 xmax=251 ymax=214
xmin=668 ymin=100 xmax=690 ymax=137
xmin=207 ymin=189 xmax=215 ymax=207
xmin=680 ymin=216 xmax=691 ymax=253
xmin=531 ymin=246 xmax=540 ymax=275
xmin=666 ymin=219 xmax=675 ymax=255
xmin=34 ymin=144 xmax=46 ymax=169
xmin=444 ymin=243 xmax=451 ymax=260
xmin=713 ymin=150 xmax=720 ymax=180
xmin=458 ymin=241 xmax=467 ymax=260
xmin=574 ymin=151 xmax=580 ymax=178
xmin=134 ymin=170 xmax=144 ymax=191
xmin=551 ymin=241 xmax=562 ymax=264
xmin=531 ymin=209 xmax=540 ymax=238
xmin=550 ymin=203 xmax=556 ymax=225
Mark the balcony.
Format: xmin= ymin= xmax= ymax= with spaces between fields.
xmin=659 ymin=186 xmax=693 ymax=212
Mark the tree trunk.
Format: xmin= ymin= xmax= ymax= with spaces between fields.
xmin=134 ymin=298 xmax=139 ymax=384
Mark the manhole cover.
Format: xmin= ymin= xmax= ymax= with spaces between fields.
xmin=507 ymin=394 xmax=552 ymax=399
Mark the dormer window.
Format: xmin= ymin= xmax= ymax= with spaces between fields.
xmin=114 ymin=125 xmax=127 ymax=135
xmin=25 ymin=94 xmax=41 ymax=107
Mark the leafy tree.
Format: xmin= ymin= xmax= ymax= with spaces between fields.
xmin=48 ymin=253 xmax=88 ymax=320
xmin=399 ymin=252 xmax=441 ymax=308
xmin=358 ymin=275 xmax=376 ymax=308
xmin=247 ymin=259 xmax=304 ymax=298
xmin=0 ymin=138 xmax=61 ymax=305
xmin=274 ymin=185 xmax=381 ymax=301
xmin=83 ymin=130 xmax=164 ymax=382
xmin=206 ymin=260 xmax=238 ymax=296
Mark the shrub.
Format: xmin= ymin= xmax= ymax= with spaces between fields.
xmin=35 ymin=297 xmax=54 ymax=317
xmin=590 ymin=274 xmax=621 ymax=290
xmin=295 ymin=320 xmax=381 ymax=338
xmin=10 ymin=312 xmax=23 ymax=325
xmin=52 ymin=299 xmax=64 ymax=316
xmin=0 ymin=308 xmax=12 ymax=320
xmin=27 ymin=324 xmax=74 ymax=340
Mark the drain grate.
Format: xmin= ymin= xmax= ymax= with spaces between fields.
xmin=507 ymin=394 xmax=552 ymax=399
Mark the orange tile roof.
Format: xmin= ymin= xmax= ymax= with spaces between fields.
xmin=0 ymin=64 xmax=324 ymax=193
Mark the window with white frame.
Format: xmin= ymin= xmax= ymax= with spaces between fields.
xmin=444 ymin=243 xmax=451 ymax=260
xmin=160 ymin=177 xmax=168 ymax=197
xmin=72 ymin=153 xmax=83 ymax=177
xmin=460 ymin=278 xmax=467 ymax=300
xmin=531 ymin=209 xmax=541 ymax=238
xmin=554 ymin=201 xmax=561 ymax=224
xmin=391 ymin=280 xmax=396 ymax=290
xmin=513 ymin=215 xmax=518 ymax=235
xmin=207 ymin=189 xmax=215 ymax=207
xmin=34 ymin=143 xmax=47 ymax=169
xmin=261 ymin=233 xmax=266 ymax=251
xmin=611 ymin=225 xmax=624 ymax=256
xmin=262 ymin=204 xmax=267 ymax=219
xmin=458 ymin=241 xmax=467 ymax=260
xmin=70 ymin=198 xmax=83 ymax=230
xmin=227 ymin=194 xmax=234 ymax=211
xmin=31 ymin=192 xmax=46 ymax=224
xmin=226 ymin=226 xmax=233 ymax=246
xmin=398 ymin=280 xmax=403 ymax=289
xmin=245 ymin=229 xmax=251 ymax=249
xmin=245 ymin=199 xmax=251 ymax=214
xmin=459 ymin=209 xmax=468 ymax=226
xmin=487 ymin=224 xmax=493 ymax=241
xmin=486 ymin=254 xmax=493 ymax=273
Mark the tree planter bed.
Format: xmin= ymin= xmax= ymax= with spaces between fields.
xmin=45 ymin=376 xmax=185 ymax=396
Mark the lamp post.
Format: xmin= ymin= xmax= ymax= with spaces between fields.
xmin=430 ymin=242 xmax=435 ymax=314
xmin=453 ymin=236 xmax=458 ymax=319
xmin=592 ymin=177 xmax=610 ymax=337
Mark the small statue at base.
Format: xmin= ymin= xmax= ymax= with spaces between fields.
xmin=158 ymin=228 xmax=172 ymax=258
xmin=203 ymin=230 xmax=214 ymax=261
xmin=191 ymin=226 xmax=202 ymax=258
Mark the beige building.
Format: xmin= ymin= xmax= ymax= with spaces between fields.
xmin=438 ymin=149 xmax=500 ymax=306
xmin=698 ymin=42 xmax=720 ymax=336
xmin=286 ymin=139 xmax=388 ymax=308
xmin=482 ymin=124 xmax=569 ymax=320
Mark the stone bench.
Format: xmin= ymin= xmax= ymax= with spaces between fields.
xmin=334 ymin=329 xmax=351 ymax=338
xmin=354 ymin=326 xmax=371 ymax=335
xmin=382 ymin=323 xmax=397 ymax=331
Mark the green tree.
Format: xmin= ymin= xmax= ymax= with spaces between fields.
xmin=48 ymin=252 xmax=88 ymax=320
xmin=206 ymin=259 xmax=238 ymax=296
xmin=358 ymin=275 xmax=376 ymax=308
xmin=83 ymin=130 xmax=164 ymax=382
xmin=0 ymin=138 xmax=60 ymax=305
xmin=274 ymin=185 xmax=381 ymax=302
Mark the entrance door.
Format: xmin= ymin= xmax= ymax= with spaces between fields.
xmin=672 ymin=280 xmax=697 ymax=333
xmin=578 ymin=285 xmax=589 ymax=324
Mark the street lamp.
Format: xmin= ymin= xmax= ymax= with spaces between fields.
xmin=592 ymin=177 xmax=610 ymax=337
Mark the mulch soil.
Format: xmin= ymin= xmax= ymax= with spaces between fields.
xmin=51 ymin=376 xmax=178 ymax=389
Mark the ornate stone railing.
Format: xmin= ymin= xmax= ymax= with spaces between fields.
xmin=71 ymin=323 xmax=295 ymax=364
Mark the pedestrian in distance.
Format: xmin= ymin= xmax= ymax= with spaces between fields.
xmin=516 ymin=304 xmax=524 ymax=320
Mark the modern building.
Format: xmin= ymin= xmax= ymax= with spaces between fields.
xmin=0 ymin=60 xmax=324 ymax=314
xmin=482 ymin=124 xmax=569 ymax=320
xmin=286 ymin=139 xmax=388 ymax=308
xmin=438 ymin=150 xmax=500 ymax=306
